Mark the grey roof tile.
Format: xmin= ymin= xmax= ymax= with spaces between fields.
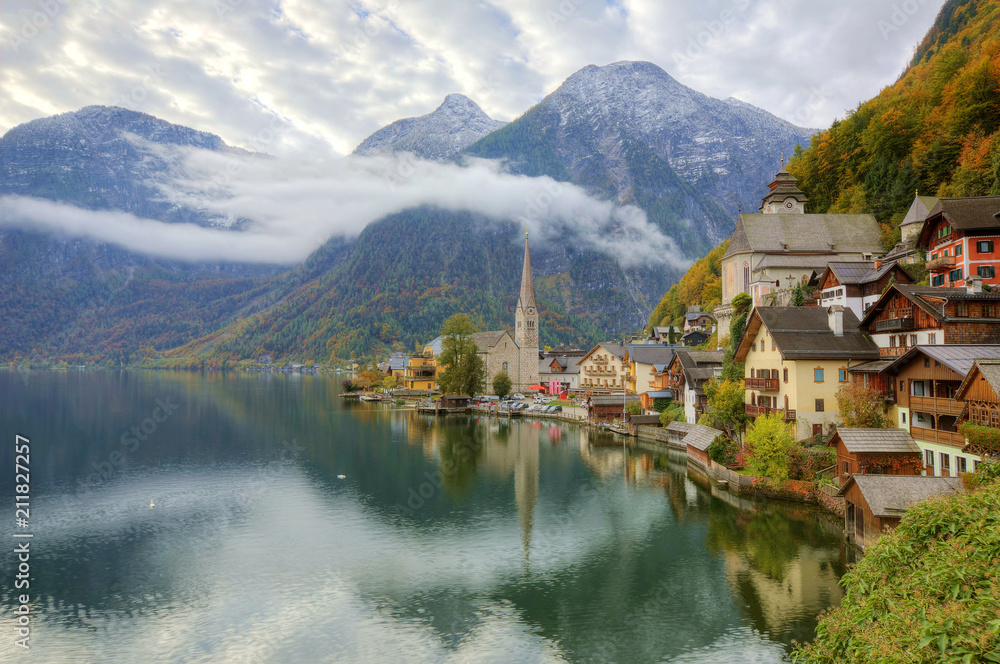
xmin=840 ymin=476 xmax=962 ymax=518
xmin=834 ymin=428 xmax=921 ymax=454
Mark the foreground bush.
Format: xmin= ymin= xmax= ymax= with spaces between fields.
xmin=793 ymin=478 xmax=1000 ymax=663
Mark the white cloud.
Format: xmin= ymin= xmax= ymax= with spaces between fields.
xmin=0 ymin=145 xmax=691 ymax=268
xmin=0 ymin=0 xmax=946 ymax=155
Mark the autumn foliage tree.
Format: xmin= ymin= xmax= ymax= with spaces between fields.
xmin=700 ymin=378 xmax=748 ymax=444
xmin=743 ymin=413 xmax=796 ymax=484
xmin=437 ymin=314 xmax=486 ymax=397
xmin=836 ymin=383 xmax=892 ymax=428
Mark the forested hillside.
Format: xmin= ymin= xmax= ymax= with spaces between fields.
xmin=171 ymin=209 xmax=606 ymax=365
xmin=789 ymin=0 xmax=1000 ymax=244
xmin=645 ymin=240 xmax=728 ymax=331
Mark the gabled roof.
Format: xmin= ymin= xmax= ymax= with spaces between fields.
xmin=859 ymin=284 xmax=1000 ymax=328
xmin=917 ymin=196 xmax=1000 ymax=247
xmin=820 ymin=261 xmax=910 ymax=288
xmin=838 ymin=475 xmax=962 ymax=518
xmin=675 ymin=350 xmax=724 ymax=386
xmin=683 ymin=424 xmax=724 ymax=452
xmin=539 ymin=356 xmax=581 ymax=375
xmin=831 ymin=428 xmax=921 ymax=454
xmin=424 ymin=335 xmax=445 ymax=356
xmin=631 ymin=345 xmax=680 ymax=366
xmin=582 ymin=342 xmax=627 ymax=363
xmin=882 ymin=345 xmax=1000 ymax=377
xmin=735 ymin=307 xmax=880 ymax=362
xmin=956 ymin=358 xmax=1000 ymax=400
xmin=471 ymin=330 xmax=513 ymax=352
xmin=723 ymin=212 xmax=881 ymax=259
xmin=899 ymin=194 xmax=940 ymax=228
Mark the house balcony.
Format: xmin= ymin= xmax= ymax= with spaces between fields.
xmin=585 ymin=367 xmax=617 ymax=377
xmin=910 ymin=426 xmax=966 ymax=448
xmin=592 ymin=358 xmax=609 ymax=365
xmin=910 ymin=395 xmax=965 ymax=417
xmin=874 ymin=317 xmax=915 ymax=332
xmin=745 ymin=377 xmax=779 ymax=391
xmin=745 ymin=404 xmax=796 ymax=421
xmin=879 ymin=345 xmax=910 ymax=357
xmin=926 ymin=255 xmax=956 ymax=273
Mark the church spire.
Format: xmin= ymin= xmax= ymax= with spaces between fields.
xmin=517 ymin=232 xmax=536 ymax=311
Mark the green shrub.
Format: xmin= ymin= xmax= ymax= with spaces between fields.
xmin=793 ymin=478 xmax=1000 ymax=663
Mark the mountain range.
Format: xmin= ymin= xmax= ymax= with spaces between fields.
xmin=0 ymin=60 xmax=815 ymax=365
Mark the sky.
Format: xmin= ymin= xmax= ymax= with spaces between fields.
xmin=1 ymin=0 xmax=946 ymax=156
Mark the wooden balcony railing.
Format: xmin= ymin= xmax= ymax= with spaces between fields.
xmin=745 ymin=377 xmax=779 ymax=391
xmin=910 ymin=426 xmax=965 ymax=449
xmin=909 ymin=395 xmax=965 ymax=417
xmin=874 ymin=317 xmax=915 ymax=332
xmin=745 ymin=404 xmax=796 ymax=421
xmin=926 ymin=255 xmax=956 ymax=273
xmin=879 ymin=345 xmax=910 ymax=357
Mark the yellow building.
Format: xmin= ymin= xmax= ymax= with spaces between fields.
xmin=734 ymin=306 xmax=880 ymax=441
xmin=627 ymin=345 xmax=680 ymax=401
xmin=403 ymin=355 xmax=438 ymax=391
xmin=579 ymin=342 xmax=628 ymax=391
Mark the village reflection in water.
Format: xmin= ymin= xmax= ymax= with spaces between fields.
xmin=393 ymin=408 xmax=848 ymax=649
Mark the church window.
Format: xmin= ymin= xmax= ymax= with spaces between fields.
xmin=502 ymin=362 xmax=508 ymax=373
xmin=743 ymin=262 xmax=750 ymax=287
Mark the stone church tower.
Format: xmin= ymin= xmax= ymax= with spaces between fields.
xmin=514 ymin=234 xmax=540 ymax=391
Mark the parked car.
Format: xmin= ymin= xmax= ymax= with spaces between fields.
xmin=512 ymin=393 xmax=525 ymax=401
xmin=550 ymin=405 xmax=563 ymax=413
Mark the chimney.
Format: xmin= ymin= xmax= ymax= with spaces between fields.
xmin=828 ymin=305 xmax=844 ymax=337
xmin=967 ymin=275 xmax=983 ymax=294
xmin=873 ymin=259 xmax=883 ymax=270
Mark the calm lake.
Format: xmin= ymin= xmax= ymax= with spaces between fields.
xmin=0 ymin=370 xmax=847 ymax=663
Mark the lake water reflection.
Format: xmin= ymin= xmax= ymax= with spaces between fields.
xmin=0 ymin=370 xmax=846 ymax=663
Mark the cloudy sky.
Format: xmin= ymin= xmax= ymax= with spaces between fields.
xmin=2 ymin=0 xmax=945 ymax=156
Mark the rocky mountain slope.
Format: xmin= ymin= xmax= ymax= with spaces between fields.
xmin=353 ymin=94 xmax=506 ymax=160
xmin=465 ymin=61 xmax=816 ymax=244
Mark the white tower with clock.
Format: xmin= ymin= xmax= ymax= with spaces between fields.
xmin=759 ymin=158 xmax=808 ymax=214
xmin=514 ymin=233 xmax=540 ymax=391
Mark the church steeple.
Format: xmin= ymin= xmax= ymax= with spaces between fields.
xmin=517 ymin=233 xmax=537 ymax=312
xmin=759 ymin=159 xmax=808 ymax=214
xmin=515 ymin=233 xmax=539 ymax=385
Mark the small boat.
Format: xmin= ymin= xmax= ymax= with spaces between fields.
xmin=359 ymin=394 xmax=380 ymax=402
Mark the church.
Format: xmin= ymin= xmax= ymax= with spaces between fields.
xmin=472 ymin=234 xmax=541 ymax=393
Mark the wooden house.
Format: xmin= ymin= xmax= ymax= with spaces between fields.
xmin=859 ymin=282 xmax=1000 ymax=358
xmin=587 ymin=394 xmax=638 ymax=423
xmin=838 ymin=475 xmax=962 ymax=551
xmin=666 ymin=350 xmax=724 ymax=424
xmin=916 ymin=196 xmax=1000 ymax=288
xmin=683 ymin=424 xmax=724 ymax=468
xmin=882 ymin=345 xmax=1000 ymax=475
xmin=816 ymin=260 xmax=913 ymax=319
xmin=955 ymin=358 xmax=1000 ymax=459
xmin=829 ymin=428 xmax=922 ymax=487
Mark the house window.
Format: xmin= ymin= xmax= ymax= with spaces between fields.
xmin=977 ymin=240 xmax=994 ymax=254
xmin=900 ymin=380 xmax=904 ymax=390
xmin=924 ymin=356 xmax=930 ymax=368
xmin=752 ymin=342 xmax=757 ymax=352
xmin=940 ymin=453 xmax=951 ymax=473
xmin=910 ymin=334 xmax=918 ymax=346
xmin=925 ymin=450 xmax=935 ymax=469
xmin=815 ymin=398 xmax=825 ymax=412
xmin=979 ymin=265 xmax=996 ymax=279
xmin=814 ymin=368 xmax=824 ymax=382
xmin=839 ymin=368 xmax=847 ymax=382
xmin=890 ymin=336 xmax=897 ymax=348
xmin=783 ymin=368 xmax=788 ymax=383
xmin=771 ymin=340 xmax=776 ymax=351
xmin=956 ymin=244 xmax=963 ymax=256
xmin=957 ymin=456 xmax=967 ymax=474
xmin=842 ymin=461 xmax=849 ymax=475
xmin=901 ymin=412 xmax=906 ymax=424
xmin=957 ymin=302 xmax=968 ymax=317
xmin=928 ymin=333 xmax=937 ymax=344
